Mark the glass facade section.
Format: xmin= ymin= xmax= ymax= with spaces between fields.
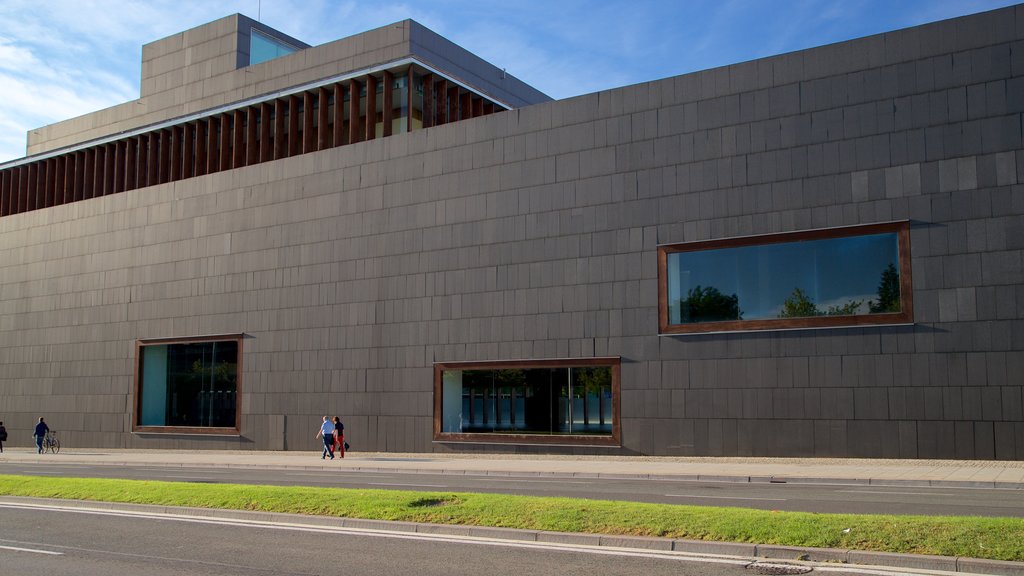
xmin=659 ymin=222 xmax=912 ymax=333
xmin=250 ymin=29 xmax=299 ymax=65
xmin=138 ymin=340 xmax=238 ymax=428
xmin=440 ymin=366 xmax=613 ymax=436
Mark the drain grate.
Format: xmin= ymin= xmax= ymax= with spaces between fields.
xmin=745 ymin=562 xmax=813 ymax=575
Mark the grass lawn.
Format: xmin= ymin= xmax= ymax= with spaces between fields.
xmin=0 ymin=474 xmax=1021 ymax=561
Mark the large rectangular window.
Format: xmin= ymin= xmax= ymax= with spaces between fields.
xmin=658 ymin=222 xmax=913 ymax=334
xmin=134 ymin=334 xmax=243 ymax=434
xmin=434 ymin=358 xmax=620 ymax=446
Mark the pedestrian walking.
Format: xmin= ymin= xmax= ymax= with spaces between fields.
xmin=315 ymin=415 xmax=334 ymax=459
xmin=332 ymin=416 xmax=345 ymax=458
xmin=0 ymin=420 xmax=7 ymax=453
xmin=33 ymin=417 xmax=49 ymax=454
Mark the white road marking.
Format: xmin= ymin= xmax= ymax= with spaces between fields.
xmin=0 ymin=545 xmax=63 ymax=555
xmin=665 ymin=494 xmax=787 ymax=502
xmin=835 ymin=490 xmax=955 ymax=496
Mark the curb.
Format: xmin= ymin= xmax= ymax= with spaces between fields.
xmin=3 ymin=497 xmax=1022 ymax=576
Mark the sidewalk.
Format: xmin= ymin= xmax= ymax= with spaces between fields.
xmin=2 ymin=448 xmax=1024 ymax=489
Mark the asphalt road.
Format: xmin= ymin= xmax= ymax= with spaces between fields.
xmin=3 ymin=461 xmax=1022 ymax=517
xmin=0 ymin=504 xmax=837 ymax=576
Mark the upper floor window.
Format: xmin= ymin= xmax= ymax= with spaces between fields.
xmin=250 ymin=28 xmax=299 ymax=65
xmin=658 ymin=222 xmax=913 ymax=334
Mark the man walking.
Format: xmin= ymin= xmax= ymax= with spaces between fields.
xmin=34 ymin=417 xmax=49 ymax=454
xmin=314 ymin=415 xmax=334 ymax=459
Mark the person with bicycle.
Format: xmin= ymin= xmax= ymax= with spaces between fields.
xmin=33 ymin=417 xmax=49 ymax=454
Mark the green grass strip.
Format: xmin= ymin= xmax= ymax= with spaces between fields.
xmin=1 ymin=474 xmax=1021 ymax=561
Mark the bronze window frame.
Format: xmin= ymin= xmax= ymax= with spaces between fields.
xmin=433 ymin=357 xmax=621 ymax=447
xmin=132 ymin=333 xmax=244 ymax=435
xmin=657 ymin=221 xmax=913 ymax=334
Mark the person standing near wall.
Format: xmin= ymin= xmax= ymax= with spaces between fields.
xmin=315 ymin=416 xmax=334 ymax=460
xmin=0 ymin=421 xmax=7 ymax=453
xmin=33 ymin=417 xmax=49 ymax=454
xmin=332 ymin=416 xmax=345 ymax=458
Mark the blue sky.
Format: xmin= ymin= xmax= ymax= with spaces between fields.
xmin=0 ymin=0 xmax=1017 ymax=162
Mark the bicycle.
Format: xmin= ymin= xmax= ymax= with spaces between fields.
xmin=43 ymin=430 xmax=60 ymax=454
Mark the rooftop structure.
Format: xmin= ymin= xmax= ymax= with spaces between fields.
xmin=0 ymin=15 xmax=549 ymax=216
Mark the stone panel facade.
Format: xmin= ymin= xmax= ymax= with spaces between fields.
xmin=1 ymin=6 xmax=1023 ymax=457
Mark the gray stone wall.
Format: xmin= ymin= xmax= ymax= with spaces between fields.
xmin=1 ymin=5 xmax=1022 ymax=457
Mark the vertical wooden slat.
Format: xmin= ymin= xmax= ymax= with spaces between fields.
xmin=43 ymin=158 xmax=55 ymax=207
xmin=407 ymin=68 xmax=415 ymax=132
xmin=136 ymin=136 xmax=148 ymax=187
xmin=365 ymin=74 xmax=377 ymax=141
xmin=183 ymin=123 xmax=195 ymax=178
xmin=112 ymin=141 xmax=125 ymax=194
xmin=103 ymin=143 xmax=115 ymax=196
xmin=54 ymin=157 xmax=66 ymax=205
xmin=124 ymin=138 xmax=137 ymax=192
xmin=246 ymin=107 xmax=258 ymax=165
xmin=274 ymin=99 xmax=286 ymax=159
xmin=19 ymin=165 xmax=30 ymax=212
xmin=36 ymin=160 xmax=47 ymax=208
xmin=27 ymin=164 xmax=36 ymax=210
xmin=9 ymin=167 xmax=18 ymax=213
xmin=349 ymin=78 xmax=362 ymax=144
xmin=50 ymin=157 xmax=60 ymax=206
xmin=145 ymin=132 xmax=158 ymax=185
xmin=448 ymin=86 xmax=459 ymax=123
xmin=383 ymin=71 xmax=394 ymax=137
xmin=90 ymin=151 xmax=100 ymax=199
xmin=288 ymin=95 xmax=301 ymax=156
xmin=52 ymin=157 xmax=62 ymax=206
xmin=82 ymin=149 xmax=94 ymax=200
xmin=233 ymin=110 xmax=245 ymax=168
xmin=473 ymin=97 xmax=484 ymax=118
xmin=259 ymin=103 xmax=272 ymax=162
xmin=170 ymin=126 xmax=182 ymax=181
xmin=208 ymin=116 xmax=221 ymax=174
xmin=158 ymin=130 xmax=170 ymax=184
xmin=219 ymin=113 xmax=232 ymax=171
xmin=73 ymin=151 xmax=85 ymax=201
xmin=436 ymin=79 xmax=448 ymax=125
xmin=333 ymin=83 xmax=345 ymax=146
xmin=195 ymin=120 xmax=208 ymax=177
xmin=303 ymin=91 xmax=315 ymax=153
xmin=0 ymin=169 xmax=10 ymax=216
xmin=10 ymin=166 xmax=19 ymax=212
xmin=483 ymin=102 xmax=495 ymax=115
xmin=15 ymin=165 xmax=25 ymax=212
xmin=4 ymin=169 xmax=14 ymax=215
xmin=317 ymin=87 xmax=330 ymax=150
xmin=62 ymin=154 xmax=74 ymax=204
xmin=422 ymin=73 xmax=433 ymax=128
xmin=61 ymin=155 xmax=72 ymax=204
xmin=460 ymin=92 xmax=471 ymax=121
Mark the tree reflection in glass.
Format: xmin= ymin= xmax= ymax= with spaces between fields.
xmin=667 ymin=232 xmax=901 ymax=325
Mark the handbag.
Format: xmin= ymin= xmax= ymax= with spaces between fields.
xmin=344 ymin=442 xmax=350 ymax=451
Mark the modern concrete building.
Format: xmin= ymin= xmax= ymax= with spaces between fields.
xmin=1 ymin=7 xmax=1022 ymax=458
